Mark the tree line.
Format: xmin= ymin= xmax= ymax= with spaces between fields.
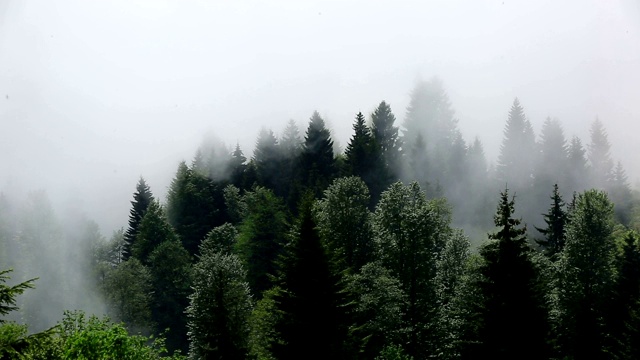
xmin=1 ymin=77 xmax=638 ymax=359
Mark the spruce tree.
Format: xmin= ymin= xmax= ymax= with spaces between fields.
xmin=123 ymin=177 xmax=154 ymax=261
xmin=464 ymin=188 xmax=549 ymax=359
xmin=567 ymin=136 xmax=589 ymax=193
xmin=229 ymin=142 xmax=247 ymax=188
xmin=270 ymin=194 xmax=345 ymax=360
xmin=535 ymin=184 xmax=568 ymax=258
xmin=371 ymin=101 xmax=402 ymax=182
xmin=345 ymin=112 xmax=383 ymax=204
xmin=496 ymin=98 xmax=536 ymax=191
xmin=300 ymin=111 xmax=336 ymax=196
xmin=131 ymin=200 xmax=178 ymax=265
xmin=588 ymin=118 xmax=614 ymax=190
xmin=253 ymin=128 xmax=281 ymax=192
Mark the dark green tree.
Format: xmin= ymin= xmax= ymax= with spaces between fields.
xmin=371 ymin=101 xmax=402 ymax=183
xmin=463 ymin=188 xmax=549 ymax=359
xmin=254 ymin=128 xmax=281 ymax=192
xmin=270 ymin=195 xmax=345 ymax=360
xmin=148 ymin=240 xmax=192 ymax=353
xmin=607 ymin=232 xmax=640 ymax=359
xmin=229 ymin=142 xmax=247 ymax=188
xmin=123 ymin=177 xmax=154 ymax=261
xmin=300 ymin=111 xmax=336 ymax=197
xmin=131 ymin=201 xmax=178 ymax=265
xmin=345 ymin=112 xmax=383 ymax=205
xmin=535 ymin=184 xmax=568 ymax=258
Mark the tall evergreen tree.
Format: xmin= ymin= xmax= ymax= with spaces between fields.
xmin=588 ymin=118 xmax=614 ymax=190
xmin=253 ymin=128 xmax=281 ymax=192
xmin=371 ymin=101 xmax=402 ymax=182
xmin=345 ymin=112 xmax=383 ymax=203
xmin=270 ymin=195 xmax=345 ymax=360
xmin=131 ymin=200 xmax=178 ymax=265
xmin=463 ymin=188 xmax=549 ymax=359
xmin=300 ymin=111 xmax=336 ymax=196
xmin=609 ymin=161 xmax=633 ymax=225
xmin=496 ymin=98 xmax=536 ymax=191
xmin=229 ymin=142 xmax=247 ymax=188
xmin=123 ymin=177 xmax=154 ymax=261
xmin=535 ymin=184 xmax=568 ymax=258
xmin=567 ymin=136 xmax=589 ymax=193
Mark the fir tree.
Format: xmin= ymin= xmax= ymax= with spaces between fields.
xmin=123 ymin=177 xmax=154 ymax=261
xmin=535 ymin=184 xmax=568 ymax=258
xmin=588 ymin=118 xmax=614 ymax=190
xmin=496 ymin=98 xmax=536 ymax=191
xmin=300 ymin=111 xmax=336 ymax=196
xmin=371 ymin=101 xmax=402 ymax=182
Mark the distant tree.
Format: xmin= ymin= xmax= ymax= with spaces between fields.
xmin=588 ymin=119 xmax=614 ymax=190
xmin=270 ymin=196 xmax=345 ymax=360
xmin=609 ymin=161 xmax=633 ymax=225
xmin=535 ymin=184 xmax=569 ymax=258
xmin=279 ymin=119 xmax=303 ymax=204
xmin=254 ymin=128 xmax=281 ymax=192
xmin=187 ymin=250 xmax=252 ymax=360
xmin=229 ymin=143 xmax=247 ymax=188
xmin=299 ymin=111 xmax=336 ymax=196
xmin=123 ymin=177 xmax=154 ymax=261
xmin=344 ymin=112 xmax=383 ymax=205
xmin=371 ymin=101 xmax=402 ymax=183
xmin=314 ymin=176 xmax=374 ymax=273
xmin=567 ymin=136 xmax=589 ymax=193
xmin=496 ymin=98 xmax=536 ymax=191
xmin=463 ymin=188 xmax=549 ymax=359
xmin=555 ymin=190 xmax=616 ymax=359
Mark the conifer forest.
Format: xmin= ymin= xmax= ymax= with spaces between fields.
xmin=2 ymin=1 xmax=639 ymax=359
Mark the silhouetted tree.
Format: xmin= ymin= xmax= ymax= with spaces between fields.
xmin=299 ymin=111 xmax=336 ymax=196
xmin=123 ymin=177 xmax=154 ymax=261
xmin=535 ymin=184 xmax=568 ymax=258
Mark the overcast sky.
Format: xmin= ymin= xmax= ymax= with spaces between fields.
xmin=1 ymin=0 xmax=639 ymax=233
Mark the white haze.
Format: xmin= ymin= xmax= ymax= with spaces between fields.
xmin=1 ymin=0 xmax=639 ymax=235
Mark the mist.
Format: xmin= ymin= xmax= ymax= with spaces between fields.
xmin=1 ymin=0 xmax=639 ymax=333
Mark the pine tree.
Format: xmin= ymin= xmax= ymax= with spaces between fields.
xmin=464 ymin=188 xmax=549 ymax=359
xmin=229 ymin=142 xmax=247 ymax=188
xmin=588 ymin=118 xmax=614 ymax=190
xmin=496 ymin=98 xmax=536 ymax=191
xmin=535 ymin=184 xmax=568 ymax=258
xmin=254 ymin=128 xmax=281 ymax=192
xmin=123 ymin=177 xmax=154 ymax=261
xmin=270 ymin=195 xmax=345 ymax=360
xmin=371 ymin=101 xmax=402 ymax=182
xmin=345 ymin=112 xmax=383 ymax=204
xmin=300 ymin=111 xmax=336 ymax=196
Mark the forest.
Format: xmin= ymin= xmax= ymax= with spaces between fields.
xmin=1 ymin=78 xmax=639 ymax=359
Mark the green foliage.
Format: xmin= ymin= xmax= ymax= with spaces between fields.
xmin=187 ymin=251 xmax=252 ymax=360
xmin=314 ymin=176 xmax=374 ymax=272
xmin=535 ymin=184 xmax=569 ymax=258
xmin=132 ymin=201 xmax=178 ymax=265
xmin=0 ymin=269 xmax=36 ymax=321
xmin=300 ymin=111 xmax=336 ymax=196
xmin=200 ymin=223 xmax=238 ymax=256
xmin=345 ymin=112 xmax=384 ymax=204
xmin=101 ymin=258 xmax=153 ymax=332
xmin=344 ymin=261 xmax=407 ymax=359
xmin=375 ymin=344 xmax=414 ymax=360
xmin=555 ymin=189 xmax=616 ymax=359
xmin=247 ymin=287 xmax=283 ymax=360
xmin=496 ymin=98 xmax=536 ymax=191
xmin=236 ymin=187 xmax=288 ymax=296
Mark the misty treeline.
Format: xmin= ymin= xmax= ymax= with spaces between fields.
xmin=2 ymin=78 xmax=640 ymax=359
